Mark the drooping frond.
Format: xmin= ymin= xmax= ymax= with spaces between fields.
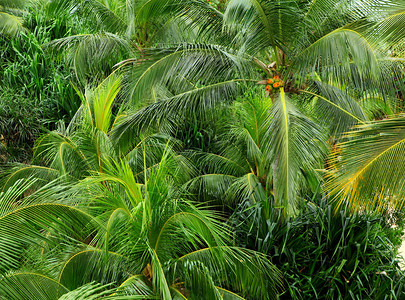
xmin=47 ymin=33 xmax=132 ymax=83
xmin=113 ymin=79 xmax=242 ymax=142
xmin=0 ymin=272 xmax=69 ymax=299
xmin=0 ymin=11 xmax=24 ymax=36
xmin=326 ymin=116 xmax=405 ymax=212
xmin=58 ymin=249 xmax=130 ymax=291
xmin=266 ymin=89 xmax=326 ymax=216
xmin=0 ymin=179 xmax=96 ymax=272
xmin=370 ymin=5 xmax=405 ymax=53
xmin=359 ymin=94 xmax=396 ymax=120
xmin=112 ymin=44 xmax=253 ymax=140
xmin=0 ymin=164 xmax=59 ymax=192
xmin=45 ymin=0 xmax=127 ymax=33
xmin=122 ymin=44 xmax=250 ymax=105
xmin=174 ymin=246 xmax=283 ymax=300
xmin=58 ymin=282 xmax=121 ymax=300
xmin=33 ymin=131 xmax=91 ymax=178
xmin=292 ymin=27 xmax=387 ymax=93
xmin=223 ymin=0 xmax=300 ymax=55
xmin=135 ymin=0 xmax=225 ymax=44
xmin=303 ymin=81 xmax=368 ymax=137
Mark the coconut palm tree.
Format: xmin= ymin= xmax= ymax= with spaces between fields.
xmin=0 ymin=148 xmax=283 ymax=299
xmin=0 ymin=74 xmax=194 ymax=192
xmin=103 ymin=0 xmax=405 ymax=216
xmin=0 ymin=71 xmax=283 ymax=298
xmin=322 ymin=5 xmax=405 ymax=213
xmin=185 ymin=89 xmax=327 ymax=216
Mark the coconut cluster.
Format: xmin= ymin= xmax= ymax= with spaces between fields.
xmin=257 ymin=76 xmax=285 ymax=96
xmin=265 ymin=76 xmax=284 ymax=93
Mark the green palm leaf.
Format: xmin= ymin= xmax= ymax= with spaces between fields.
xmin=266 ymin=89 xmax=326 ymax=216
xmin=292 ymin=27 xmax=383 ymax=91
xmin=58 ymin=249 xmax=130 ymax=290
xmin=175 ymin=246 xmax=283 ymax=300
xmin=0 ymin=272 xmax=69 ymax=299
xmin=303 ymin=81 xmax=368 ymax=137
xmin=0 ymin=179 xmax=97 ymax=271
xmin=0 ymin=11 xmax=24 ymax=36
xmin=326 ymin=116 xmax=405 ymax=212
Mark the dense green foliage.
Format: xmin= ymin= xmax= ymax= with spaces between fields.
xmin=2 ymin=0 xmax=405 ymax=299
xmin=0 ymin=7 xmax=80 ymax=161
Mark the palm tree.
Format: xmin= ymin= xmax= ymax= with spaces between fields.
xmin=104 ymin=0 xmax=405 ymax=215
xmin=0 ymin=73 xmax=283 ymax=298
xmin=186 ymin=90 xmax=327 ymax=216
xmin=322 ymin=5 xmax=405 ymax=213
xmin=42 ymin=0 xmax=199 ymax=83
xmin=0 ymin=150 xmax=283 ymax=299
xmin=1 ymin=74 xmax=193 ymax=191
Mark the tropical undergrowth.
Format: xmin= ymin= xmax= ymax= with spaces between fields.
xmin=232 ymin=194 xmax=405 ymax=299
xmin=0 ymin=7 xmax=81 ymax=162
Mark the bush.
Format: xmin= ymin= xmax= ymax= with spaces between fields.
xmin=232 ymin=197 xmax=405 ymax=299
xmin=0 ymin=8 xmax=81 ymax=161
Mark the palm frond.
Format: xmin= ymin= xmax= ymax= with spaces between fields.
xmin=326 ymin=116 xmax=405 ymax=212
xmin=303 ymin=81 xmax=368 ymax=137
xmin=93 ymin=74 xmax=122 ymax=133
xmin=0 ymin=164 xmax=59 ymax=192
xmin=33 ymin=131 xmax=91 ymax=178
xmin=359 ymin=92 xmax=397 ymax=120
xmin=0 ymin=272 xmax=69 ymax=299
xmin=266 ymin=89 xmax=326 ymax=216
xmin=225 ymin=173 xmax=267 ymax=204
xmin=122 ymin=44 xmax=250 ymax=104
xmin=135 ymin=0 xmax=225 ymax=43
xmin=292 ymin=26 xmax=386 ymax=93
xmin=0 ymin=179 xmax=96 ymax=272
xmin=174 ymin=246 xmax=283 ymax=300
xmin=112 ymin=78 xmax=243 ymax=142
xmin=0 ymin=11 xmax=24 ymax=36
xmin=116 ymin=274 xmax=155 ymax=297
xmin=58 ymin=249 xmax=130 ymax=291
xmin=58 ymin=281 xmax=146 ymax=300
xmin=223 ymin=0 xmax=300 ymax=55
xmin=150 ymin=248 xmax=172 ymax=300
xmin=370 ymin=6 xmax=405 ymax=52
xmin=47 ymin=33 xmax=132 ymax=83
xmin=45 ymin=0 xmax=127 ymax=33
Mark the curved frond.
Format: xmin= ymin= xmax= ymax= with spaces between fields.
xmin=46 ymin=0 xmax=127 ymax=33
xmin=0 ymin=272 xmax=69 ymax=299
xmin=326 ymin=116 xmax=405 ymax=212
xmin=0 ymin=11 xmax=25 ymax=36
xmin=0 ymin=164 xmax=59 ymax=192
xmin=175 ymin=246 xmax=283 ymax=300
xmin=224 ymin=0 xmax=299 ymax=54
xmin=58 ymin=249 xmax=130 ymax=290
xmin=292 ymin=27 xmax=385 ymax=92
xmin=0 ymin=180 xmax=96 ymax=271
xmin=112 ymin=78 xmax=243 ymax=142
xmin=47 ymin=33 xmax=132 ymax=83
xmin=266 ymin=89 xmax=327 ymax=216
xmin=303 ymin=81 xmax=368 ymax=137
